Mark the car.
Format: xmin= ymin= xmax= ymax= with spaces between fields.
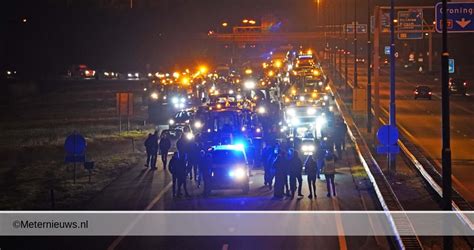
xmin=414 ymin=86 xmax=432 ymax=100
xmin=356 ymin=57 xmax=366 ymax=64
xmin=449 ymin=78 xmax=468 ymax=96
xmin=169 ymin=110 xmax=195 ymax=129
xmin=204 ymin=144 xmax=250 ymax=195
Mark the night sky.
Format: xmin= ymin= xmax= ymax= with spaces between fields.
xmin=2 ymin=0 xmax=470 ymax=76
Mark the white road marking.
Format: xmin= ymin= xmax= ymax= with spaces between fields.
xmin=108 ymin=181 xmax=173 ymax=250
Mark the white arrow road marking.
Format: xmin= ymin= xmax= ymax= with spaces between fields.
xmin=456 ymin=18 xmax=471 ymax=28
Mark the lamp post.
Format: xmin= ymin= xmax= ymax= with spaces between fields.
xmin=367 ymin=0 xmax=372 ymax=133
xmin=353 ymin=0 xmax=358 ymax=88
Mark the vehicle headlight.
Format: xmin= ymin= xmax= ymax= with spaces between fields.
xmin=241 ymin=126 xmax=246 ymax=131
xmin=325 ymin=86 xmax=330 ymax=91
xmin=287 ymin=108 xmax=296 ymax=117
xmin=135 ymin=73 xmax=139 ymax=77
xmin=315 ymin=116 xmax=327 ymax=130
xmin=244 ymin=80 xmax=256 ymax=89
xmin=229 ymin=167 xmax=246 ymax=179
xmin=169 ymin=119 xmax=175 ymax=125
xmin=171 ymin=97 xmax=179 ymax=104
xmin=236 ymin=94 xmax=242 ymax=100
xmin=185 ymin=133 xmax=194 ymax=140
xmin=257 ymin=106 xmax=266 ymax=114
xmin=323 ymin=95 xmax=329 ymax=101
xmin=291 ymin=117 xmax=300 ymax=126
xmin=194 ymin=121 xmax=202 ymax=129
xmin=299 ymin=96 xmax=305 ymax=101
xmin=229 ymin=89 xmax=234 ymax=94
xmin=256 ymin=128 xmax=261 ymax=133
xmin=163 ymin=95 xmax=167 ymax=100
xmin=302 ymin=144 xmax=315 ymax=153
xmin=127 ymin=73 xmax=133 ymax=77
xmin=180 ymin=97 xmax=186 ymax=103
xmin=307 ymin=108 xmax=316 ymax=115
xmin=150 ymin=92 xmax=158 ymax=100
xmin=318 ymin=81 xmax=323 ymax=86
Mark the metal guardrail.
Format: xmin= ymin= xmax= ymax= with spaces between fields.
xmin=314 ymin=58 xmax=424 ymax=249
xmin=329 ymin=79 xmax=423 ymax=250
xmin=325 ymin=61 xmax=474 ymax=247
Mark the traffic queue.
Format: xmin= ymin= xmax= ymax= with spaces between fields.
xmin=143 ymin=48 xmax=348 ymax=199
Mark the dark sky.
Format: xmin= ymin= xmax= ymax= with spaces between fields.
xmin=1 ymin=0 xmax=466 ymax=75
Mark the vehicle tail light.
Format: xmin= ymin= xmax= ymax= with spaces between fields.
xmin=428 ymin=92 xmax=432 ymax=95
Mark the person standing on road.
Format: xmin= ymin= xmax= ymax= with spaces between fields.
xmin=288 ymin=149 xmax=303 ymax=198
xmin=159 ymin=132 xmax=171 ymax=170
xmin=334 ymin=117 xmax=348 ymax=158
xmin=323 ymin=152 xmax=338 ymax=197
xmin=316 ymin=142 xmax=326 ymax=179
xmin=168 ymin=152 xmax=179 ymax=197
xmin=144 ymin=133 xmax=153 ymax=168
xmin=272 ymin=149 xmax=287 ymax=198
xmin=149 ymin=131 xmax=159 ymax=170
xmin=305 ymin=153 xmax=318 ymax=199
xmin=170 ymin=152 xmax=190 ymax=198
xmin=188 ymin=142 xmax=200 ymax=181
xmin=197 ymin=150 xmax=209 ymax=188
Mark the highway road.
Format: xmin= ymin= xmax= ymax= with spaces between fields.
xmin=1 ymin=141 xmax=390 ymax=250
xmin=339 ymin=60 xmax=474 ymax=205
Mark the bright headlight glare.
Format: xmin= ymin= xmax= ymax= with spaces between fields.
xmin=229 ymin=167 xmax=246 ymax=179
xmin=307 ymin=108 xmax=316 ymax=115
xmin=323 ymin=95 xmax=329 ymax=101
xmin=258 ymin=107 xmax=266 ymax=114
xmin=150 ymin=92 xmax=158 ymax=100
xmin=169 ymin=119 xmax=175 ymax=125
xmin=287 ymin=108 xmax=296 ymax=117
xmin=244 ymin=80 xmax=256 ymax=89
xmin=194 ymin=121 xmax=202 ymax=128
xmin=171 ymin=97 xmax=179 ymax=104
xmin=318 ymin=81 xmax=323 ymax=86
xmin=185 ymin=133 xmax=194 ymax=140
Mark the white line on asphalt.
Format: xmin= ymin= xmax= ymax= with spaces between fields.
xmin=331 ymin=199 xmax=348 ymax=250
xmin=108 ymin=181 xmax=173 ymax=250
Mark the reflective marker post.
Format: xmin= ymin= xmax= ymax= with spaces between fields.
xmin=441 ymin=0 xmax=453 ymax=249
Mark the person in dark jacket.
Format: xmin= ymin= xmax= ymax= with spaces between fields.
xmin=159 ymin=132 xmax=171 ymax=170
xmin=188 ymin=142 xmax=200 ymax=181
xmin=288 ymin=149 xmax=303 ymax=198
xmin=149 ymin=131 xmax=159 ymax=170
xmin=272 ymin=149 xmax=287 ymax=198
xmin=316 ymin=143 xmax=326 ymax=179
xmin=144 ymin=133 xmax=153 ymax=168
xmin=168 ymin=152 xmax=180 ymax=197
xmin=263 ymin=142 xmax=279 ymax=189
xmin=197 ymin=150 xmax=209 ymax=188
xmin=305 ymin=153 xmax=318 ymax=199
xmin=324 ymin=151 xmax=338 ymax=197
xmin=169 ymin=152 xmax=190 ymax=197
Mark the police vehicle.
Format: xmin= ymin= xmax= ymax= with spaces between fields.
xmin=204 ymin=144 xmax=250 ymax=195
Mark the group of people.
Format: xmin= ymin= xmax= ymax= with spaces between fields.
xmin=262 ymin=136 xmax=343 ymax=199
xmin=145 ymin=130 xmax=211 ymax=198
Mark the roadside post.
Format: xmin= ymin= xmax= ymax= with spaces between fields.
xmin=116 ymin=92 xmax=134 ymax=133
xmin=64 ymin=132 xmax=87 ymax=184
xmin=376 ymin=125 xmax=400 ymax=176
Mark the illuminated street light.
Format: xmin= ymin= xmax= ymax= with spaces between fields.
xmin=199 ymin=65 xmax=208 ymax=74
xmin=243 ymin=19 xmax=249 ymax=24
xmin=249 ymin=20 xmax=256 ymax=25
xmin=244 ymin=68 xmax=253 ymax=75
xmin=274 ymin=60 xmax=282 ymax=68
xmin=173 ymin=72 xmax=180 ymax=78
xmin=267 ymin=70 xmax=275 ymax=77
xmin=222 ymin=22 xmax=228 ymax=27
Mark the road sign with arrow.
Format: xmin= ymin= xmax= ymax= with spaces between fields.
xmin=435 ymin=2 xmax=474 ymax=33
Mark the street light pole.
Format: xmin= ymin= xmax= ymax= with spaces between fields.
xmin=389 ymin=0 xmax=396 ymax=175
xmin=353 ymin=0 xmax=358 ymax=88
xmin=367 ymin=0 xmax=372 ymax=133
xmin=344 ymin=0 xmax=348 ymax=87
xmin=441 ymin=0 xmax=453 ymax=248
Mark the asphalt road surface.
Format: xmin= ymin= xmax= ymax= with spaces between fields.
xmin=1 ymin=141 xmax=390 ymax=250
